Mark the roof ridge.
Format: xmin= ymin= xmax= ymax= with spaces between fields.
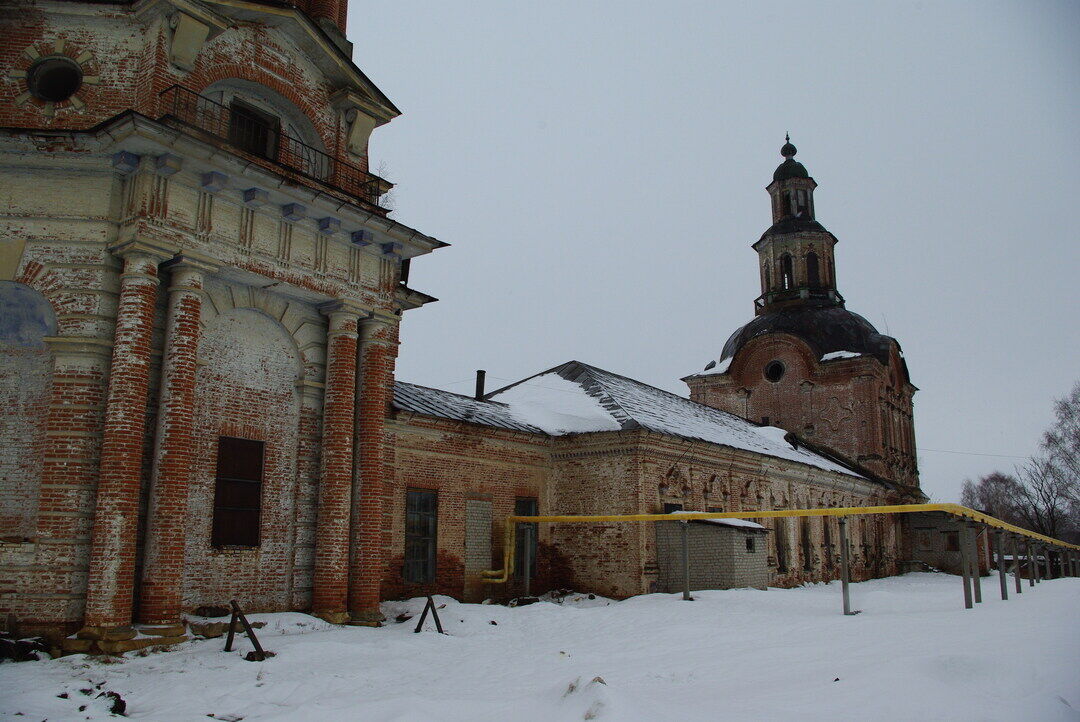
xmin=394 ymin=379 xmax=512 ymax=408
xmin=551 ymin=362 xmax=638 ymax=430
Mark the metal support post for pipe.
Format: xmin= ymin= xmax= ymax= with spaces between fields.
xmin=959 ymin=523 xmax=973 ymax=610
xmin=969 ymin=523 xmax=982 ymax=603
xmin=681 ymin=520 xmax=691 ymax=601
xmin=1026 ymin=540 xmax=1035 ymax=587
xmin=838 ymin=517 xmax=856 ymax=615
xmin=995 ymin=531 xmax=1007 ymax=601
xmin=1011 ymin=534 xmax=1022 ymax=594
xmin=523 ymin=524 xmax=532 ymax=598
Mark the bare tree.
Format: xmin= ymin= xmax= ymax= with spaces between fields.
xmin=960 ymin=472 xmax=1023 ymax=523
xmin=961 ymin=382 xmax=1080 ymax=542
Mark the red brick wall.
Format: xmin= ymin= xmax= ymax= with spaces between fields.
xmin=385 ymin=414 xmax=550 ymax=602
xmin=687 ymin=333 xmax=918 ymax=486
xmin=183 ymin=307 xmax=303 ymax=613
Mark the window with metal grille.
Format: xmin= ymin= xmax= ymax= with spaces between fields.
xmin=514 ymin=497 xmax=538 ymax=580
xmin=404 ymin=490 xmax=437 ymax=583
xmin=228 ymin=100 xmax=280 ymax=160
xmin=212 ymin=437 xmax=264 ymax=547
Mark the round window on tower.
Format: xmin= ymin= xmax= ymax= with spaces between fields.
xmin=27 ymin=56 xmax=83 ymax=103
xmin=764 ymin=360 xmax=785 ymax=383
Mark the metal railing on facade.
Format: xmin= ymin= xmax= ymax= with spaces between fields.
xmin=158 ymin=85 xmax=389 ymax=212
xmin=482 ymin=503 xmax=1080 ymax=615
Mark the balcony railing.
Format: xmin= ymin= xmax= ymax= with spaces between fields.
xmin=158 ymin=85 xmax=388 ymax=211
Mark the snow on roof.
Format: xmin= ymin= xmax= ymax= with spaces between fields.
xmin=693 ymin=356 xmax=733 ymax=377
xmin=392 ymin=381 xmax=542 ymax=433
xmin=488 ymin=361 xmax=866 ymax=479
xmin=669 ymin=511 xmax=766 ymax=530
xmin=821 ymin=350 xmax=862 ymax=361
xmin=491 ymin=373 xmax=622 ymax=434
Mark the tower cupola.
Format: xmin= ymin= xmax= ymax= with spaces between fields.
xmin=753 ymin=136 xmax=841 ymax=314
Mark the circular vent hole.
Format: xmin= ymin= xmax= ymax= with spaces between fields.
xmin=27 ymin=56 xmax=83 ymax=103
xmin=764 ymin=360 xmax=785 ymax=383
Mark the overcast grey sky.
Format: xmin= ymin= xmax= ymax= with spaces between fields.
xmin=348 ymin=1 xmax=1079 ymax=504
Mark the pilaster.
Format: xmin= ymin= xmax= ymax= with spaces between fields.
xmin=138 ymin=253 xmax=217 ymax=627
xmin=311 ymin=300 xmax=365 ymax=624
xmin=348 ymin=313 xmax=399 ymax=624
xmin=81 ymin=245 xmax=167 ymax=636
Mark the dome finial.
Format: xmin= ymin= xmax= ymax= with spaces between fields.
xmin=780 ymin=133 xmax=797 ymax=159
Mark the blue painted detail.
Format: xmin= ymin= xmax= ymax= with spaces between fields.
xmin=155 ymin=154 xmax=182 ymax=176
xmin=318 ymin=217 xmax=340 ymax=235
xmin=243 ymin=187 xmax=268 ymax=206
xmin=351 ymin=229 xmax=373 ymax=246
xmin=282 ymin=203 xmax=306 ymax=221
xmin=0 ymin=281 xmax=58 ymax=349
xmin=111 ymin=151 xmax=140 ymax=173
xmin=201 ymin=171 xmax=228 ymax=193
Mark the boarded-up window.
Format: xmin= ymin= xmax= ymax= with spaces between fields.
xmin=212 ymin=437 xmax=264 ymax=547
xmin=405 ymin=490 xmax=437 ymax=583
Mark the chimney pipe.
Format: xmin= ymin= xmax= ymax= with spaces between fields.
xmin=475 ymin=369 xmax=486 ymax=400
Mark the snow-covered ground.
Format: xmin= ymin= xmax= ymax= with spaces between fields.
xmin=2 ymin=573 xmax=1077 ymax=721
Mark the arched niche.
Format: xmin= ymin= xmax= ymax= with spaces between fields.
xmin=185 ymin=307 xmax=303 ymax=609
xmin=0 ymin=281 xmax=57 ymax=540
xmin=202 ymin=78 xmax=326 ymax=155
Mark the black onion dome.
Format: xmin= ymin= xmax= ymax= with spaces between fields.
xmin=719 ymin=306 xmax=902 ymax=369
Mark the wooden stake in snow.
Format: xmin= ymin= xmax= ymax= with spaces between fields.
xmin=224 ymin=600 xmax=267 ymax=661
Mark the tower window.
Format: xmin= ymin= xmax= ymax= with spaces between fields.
xmin=27 ymin=56 xmax=83 ymax=103
xmin=781 ymin=190 xmax=792 ymax=216
xmin=780 ymin=254 xmax=794 ymax=290
xmin=796 ymin=189 xmax=810 ymax=216
xmin=764 ymin=360 xmax=785 ymax=383
xmin=212 ymin=437 xmax=264 ymax=547
xmin=806 ymin=251 xmax=820 ymax=287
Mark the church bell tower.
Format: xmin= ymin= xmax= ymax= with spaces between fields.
xmin=684 ymin=139 xmax=920 ymax=492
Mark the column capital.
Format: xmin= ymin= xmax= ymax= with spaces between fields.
xmin=163 ymin=250 xmax=220 ymax=274
xmin=107 ymin=238 xmax=177 ymax=264
xmin=318 ymin=298 xmax=372 ymax=320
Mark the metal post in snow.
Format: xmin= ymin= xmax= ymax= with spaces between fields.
xmin=995 ymin=531 xmax=1007 ymax=601
xmin=1035 ymin=545 xmax=1042 ymax=583
xmin=838 ymin=517 xmax=854 ymax=615
xmin=523 ymin=524 xmax=532 ymax=598
xmin=681 ymin=520 xmax=691 ymax=601
xmin=1011 ymin=534 xmax=1022 ymax=595
xmin=1026 ymin=539 xmax=1035 ymax=587
xmin=969 ymin=523 xmax=982 ymax=604
xmin=959 ymin=523 xmax=973 ymax=610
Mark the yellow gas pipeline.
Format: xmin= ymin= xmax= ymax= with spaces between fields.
xmin=480 ymin=503 xmax=1079 ymax=583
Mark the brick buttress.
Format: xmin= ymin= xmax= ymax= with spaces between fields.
xmin=81 ymin=246 xmax=166 ymax=638
xmin=311 ymin=302 xmax=361 ymax=623
xmin=138 ymin=256 xmax=215 ymax=628
xmin=348 ymin=315 xmax=399 ymax=624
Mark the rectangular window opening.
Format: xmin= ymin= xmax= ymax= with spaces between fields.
xmin=745 ymin=536 xmax=755 ymax=553
xmin=228 ymin=99 xmax=280 ymax=160
xmin=404 ymin=490 xmax=438 ymax=583
xmin=212 ymin=436 xmax=264 ymax=548
xmin=514 ymin=497 xmax=538 ymax=580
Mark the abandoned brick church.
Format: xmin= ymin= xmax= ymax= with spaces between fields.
xmin=1 ymin=0 xmax=928 ymax=651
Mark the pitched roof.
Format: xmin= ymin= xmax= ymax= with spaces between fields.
xmin=486 ymin=361 xmax=868 ymax=480
xmin=392 ymin=381 xmax=542 ymax=434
